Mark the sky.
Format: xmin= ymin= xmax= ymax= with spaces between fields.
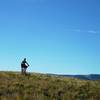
xmin=0 ymin=0 xmax=100 ymax=74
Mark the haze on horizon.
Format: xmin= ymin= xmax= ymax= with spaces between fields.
xmin=0 ymin=0 xmax=100 ymax=74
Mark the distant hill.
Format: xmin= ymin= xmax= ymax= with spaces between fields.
xmin=47 ymin=74 xmax=100 ymax=80
xmin=0 ymin=71 xmax=100 ymax=100
xmin=62 ymin=74 xmax=100 ymax=80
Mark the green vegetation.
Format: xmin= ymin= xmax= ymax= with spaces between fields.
xmin=0 ymin=71 xmax=100 ymax=100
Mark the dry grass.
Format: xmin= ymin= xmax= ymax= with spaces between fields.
xmin=0 ymin=71 xmax=100 ymax=100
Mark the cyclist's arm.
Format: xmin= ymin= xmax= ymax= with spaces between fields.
xmin=26 ymin=62 xmax=29 ymax=66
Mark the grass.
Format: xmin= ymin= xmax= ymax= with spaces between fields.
xmin=0 ymin=71 xmax=100 ymax=100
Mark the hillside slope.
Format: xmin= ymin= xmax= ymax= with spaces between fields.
xmin=0 ymin=71 xmax=100 ymax=100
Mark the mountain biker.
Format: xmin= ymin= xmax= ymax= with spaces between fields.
xmin=21 ymin=58 xmax=29 ymax=75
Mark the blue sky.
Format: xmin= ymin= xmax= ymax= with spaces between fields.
xmin=0 ymin=0 xmax=100 ymax=74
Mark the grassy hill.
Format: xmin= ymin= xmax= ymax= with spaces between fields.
xmin=0 ymin=71 xmax=100 ymax=100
